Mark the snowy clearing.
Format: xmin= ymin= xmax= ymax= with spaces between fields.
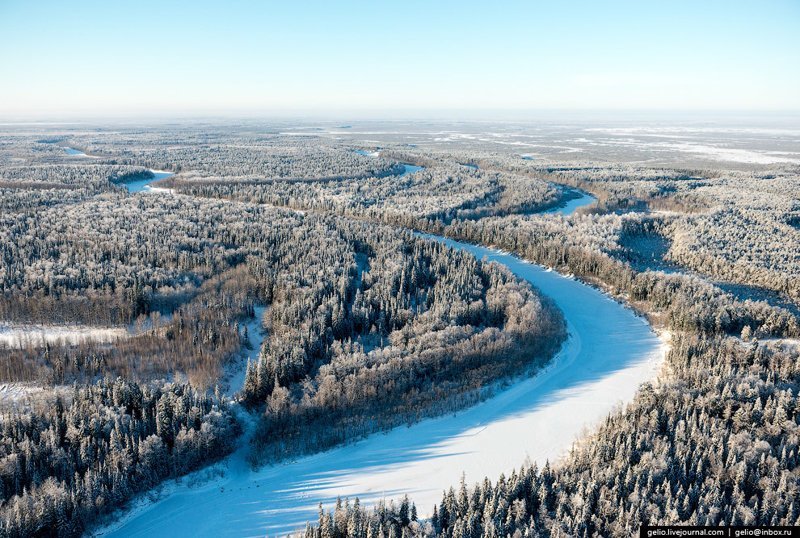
xmin=98 ymin=236 xmax=667 ymax=538
xmin=0 ymin=383 xmax=45 ymax=405
xmin=757 ymin=338 xmax=800 ymax=352
xmin=0 ymin=323 xmax=127 ymax=349
xmin=62 ymin=146 xmax=99 ymax=158
xmin=657 ymin=143 xmax=800 ymax=164
xmin=0 ymin=383 xmax=71 ymax=412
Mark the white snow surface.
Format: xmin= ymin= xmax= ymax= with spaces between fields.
xmin=99 ymin=237 xmax=666 ymax=538
xmin=0 ymin=383 xmax=45 ymax=404
xmin=0 ymin=323 xmax=127 ymax=348
xmin=543 ymin=189 xmax=597 ymax=216
xmin=657 ymin=143 xmax=800 ymax=164
xmin=221 ymin=306 xmax=268 ymax=399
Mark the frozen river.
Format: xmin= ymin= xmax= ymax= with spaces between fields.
xmin=543 ymin=187 xmax=597 ymax=215
xmin=62 ymin=147 xmax=173 ymax=192
xmin=100 ymin=234 xmax=666 ymax=537
xmin=124 ymin=170 xmax=174 ymax=193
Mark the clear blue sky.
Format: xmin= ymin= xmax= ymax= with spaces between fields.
xmin=1 ymin=0 xmax=798 ymax=118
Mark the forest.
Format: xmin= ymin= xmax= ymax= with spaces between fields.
xmin=0 ymin=123 xmax=798 ymax=536
xmin=305 ymin=334 xmax=800 ymax=536
xmin=0 ymin=128 xmax=567 ymax=535
xmin=0 ymin=379 xmax=239 ymax=537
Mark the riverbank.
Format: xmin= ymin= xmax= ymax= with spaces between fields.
xmin=98 ymin=232 xmax=666 ymax=537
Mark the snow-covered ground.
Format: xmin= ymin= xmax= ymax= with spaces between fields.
xmin=653 ymin=142 xmax=800 ymax=164
xmin=0 ymin=383 xmax=46 ymax=405
xmin=0 ymin=382 xmax=71 ymax=412
xmin=221 ymin=306 xmax=268 ymax=399
xmin=0 ymin=322 xmax=127 ymax=349
xmin=757 ymin=338 xmax=800 ymax=352
xmin=144 ymin=186 xmax=174 ymax=194
xmin=570 ymin=132 xmax=800 ymax=164
xmin=98 ymin=236 xmax=667 ymax=538
xmin=1 ymin=310 xmax=177 ymax=350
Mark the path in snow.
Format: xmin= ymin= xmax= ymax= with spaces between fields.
xmin=99 ymin=236 xmax=666 ymax=538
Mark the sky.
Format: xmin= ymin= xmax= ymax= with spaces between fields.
xmin=1 ymin=0 xmax=799 ymax=119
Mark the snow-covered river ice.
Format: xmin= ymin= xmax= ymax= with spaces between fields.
xmin=353 ymin=148 xmax=424 ymax=177
xmin=100 ymin=235 xmax=667 ymax=537
xmin=46 ymin=147 xmax=658 ymax=535
xmin=544 ymin=188 xmax=597 ymax=215
xmin=63 ymin=147 xmax=91 ymax=156
xmin=62 ymin=147 xmax=174 ymax=192
xmin=123 ymin=170 xmax=174 ymax=193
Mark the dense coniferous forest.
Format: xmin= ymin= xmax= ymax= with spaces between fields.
xmin=306 ymin=334 xmax=800 ymax=536
xmin=1 ymin=124 xmax=798 ymax=536
xmin=0 ymin=129 xmax=569 ymax=535
xmin=175 ymin=162 xmax=561 ymax=223
xmin=0 ymin=380 xmax=238 ymax=537
xmin=242 ymin=232 xmax=564 ymax=462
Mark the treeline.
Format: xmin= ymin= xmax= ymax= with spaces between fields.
xmin=363 ymin=200 xmax=798 ymax=338
xmin=480 ymin=159 xmax=800 ymax=303
xmin=0 ymin=264 xmax=261 ymax=389
xmin=63 ymin=134 xmax=403 ymax=180
xmin=0 ymin=194 xmax=259 ymax=304
xmin=177 ymin=162 xmax=559 ymax=224
xmin=618 ymin=218 xmax=800 ymax=318
xmin=1 ymin=184 xmax=568 ymax=407
xmin=0 ymin=164 xmax=151 ymax=189
xmin=350 ymin=209 xmax=798 ymax=339
xmin=470 ymin=157 xmax=712 ymax=213
xmin=0 ymin=378 xmax=239 ymax=537
xmin=667 ymin=175 xmax=800 ymax=302
xmin=305 ymin=497 xmax=422 ymax=538
xmin=0 ymin=164 xmax=139 ymax=213
xmin=176 ymin=148 xmax=799 ymax=333
xmin=306 ymin=334 xmax=800 ymax=536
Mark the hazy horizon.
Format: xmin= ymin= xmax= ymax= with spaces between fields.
xmin=1 ymin=109 xmax=799 ymax=126
xmin=2 ymin=0 xmax=798 ymax=119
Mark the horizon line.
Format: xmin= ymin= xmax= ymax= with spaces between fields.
xmin=2 ymin=108 xmax=799 ymax=125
